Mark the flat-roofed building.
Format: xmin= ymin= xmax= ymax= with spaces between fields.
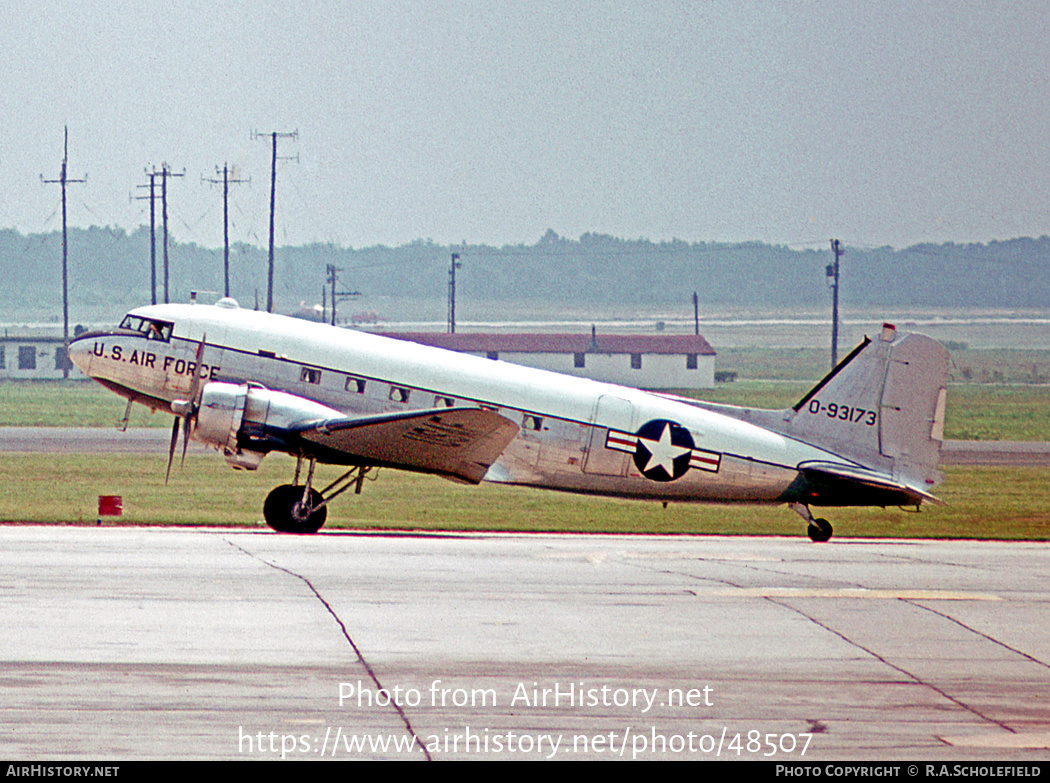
xmin=0 ymin=335 xmax=76 ymax=380
xmin=377 ymin=331 xmax=716 ymax=389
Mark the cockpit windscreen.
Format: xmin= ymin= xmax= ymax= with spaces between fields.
xmin=119 ymin=315 xmax=173 ymax=342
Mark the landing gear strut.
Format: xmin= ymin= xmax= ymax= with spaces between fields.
xmin=790 ymin=503 xmax=833 ymax=543
xmin=262 ymin=457 xmax=375 ymax=534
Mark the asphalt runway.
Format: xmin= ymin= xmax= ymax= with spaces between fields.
xmin=2 ymin=525 xmax=1049 ymax=761
xmin=0 ymin=427 xmax=207 ymax=454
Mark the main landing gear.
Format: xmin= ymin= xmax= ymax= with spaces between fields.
xmin=264 ymin=484 xmax=327 ymax=534
xmin=263 ymin=457 xmax=375 ymax=534
xmin=789 ymin=503 xmax=833 ymax=543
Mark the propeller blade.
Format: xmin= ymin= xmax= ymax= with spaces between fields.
xmin=165 ymin=416 xmax=180 ymax=484
xmin=176 ymin=334 xmax=208 ymax=471
xmin=165 ymin=335 xmax=208 ymax=482
xmin=180 ymin=411 xmax=192 ymax=467
xmin=187 ymin=333 xmax=207 ymax=406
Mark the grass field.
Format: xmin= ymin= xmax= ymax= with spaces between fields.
xmin=0 ymin=454 xmax=1045 ymax=540
xmin=0 ymin=381 xmax=162 ymax=428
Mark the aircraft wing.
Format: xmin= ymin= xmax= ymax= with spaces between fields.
xmin=291 ymin=407 xmax=520 ymax=484
xmin=795 ymin=461 xmax=945 ymax=508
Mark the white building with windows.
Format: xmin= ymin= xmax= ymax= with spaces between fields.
xmin=0 ymin=334 xmax=76 ymax=379
xmin=377 ymin=332 xmax=717 ymax=390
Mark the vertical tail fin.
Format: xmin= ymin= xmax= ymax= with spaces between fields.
xmin=785 ymin=324 xmax=950 ymax=492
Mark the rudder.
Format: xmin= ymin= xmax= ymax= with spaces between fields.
xmin=784 ymin=324 xmax=949 ymax=492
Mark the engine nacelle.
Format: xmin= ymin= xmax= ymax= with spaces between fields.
xmin=194 ymin=382 xmax=343 ymax=470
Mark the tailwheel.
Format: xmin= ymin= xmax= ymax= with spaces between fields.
xmin=264 ymin=484 xmax=327 ymax=534
xmin=807 ymin=518 xmax=833 ymax=543
xmin=790 ymin=503 xmax=834 ymax=543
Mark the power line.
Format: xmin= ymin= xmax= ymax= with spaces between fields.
xmin=41 ymin=126 xmax=86 ymax=378
xmin=252 ymin=129 xmax=298 ymax=313
xmin=133 ymin=170 xmax=160 ymax=304
xmin=448 ymin=253 xmax=462 ymax=333
xmin=147 ymin=163 xmax=185 ymax=303
xmin=325 ymin=264 xmax=361 ymax=326
xmin=828 ymin=239 xmax=843 ymax=367
xmin=203 ymin=164 xmax=250 ymax=298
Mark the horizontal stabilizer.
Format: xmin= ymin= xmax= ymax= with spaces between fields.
xmin=790 ymin=461 xmax=944 ymax=508
xmin=293 ymin=407 xmax=520 ymax=484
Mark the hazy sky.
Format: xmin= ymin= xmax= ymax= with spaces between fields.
xmin=3 ymin=1 xmax=1049 ymax=251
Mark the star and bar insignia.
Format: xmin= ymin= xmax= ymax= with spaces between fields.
xmin=605 ymin=419 xmax=722 ymax=482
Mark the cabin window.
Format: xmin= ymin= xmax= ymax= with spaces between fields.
xmin=630 ymin=353 xmax=642 ymax=370
xmin=346 ymin=377 xmax=367 ymax=394
xmin=486 ymin=351 xmax=499 ymax=360
xmin=434 ymin=396 xmax=455 ymax=407
xmin=300 ymin=367 xmax=322 ymax=384
xmin=574 ymin=352 xmax=585 ymax=368
xmin=389 ymin=386 xmax=411 ymax=403
xmin=686 ymin=353 xmax=698 ymax=370
xmin=18 ymin=346 xmax=36 ymax=370
xmin=523 ymin=414 xmax=544 ymax=431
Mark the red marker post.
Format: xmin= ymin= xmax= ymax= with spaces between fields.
xmin=97 ymin=495 xmax=123 ymax=524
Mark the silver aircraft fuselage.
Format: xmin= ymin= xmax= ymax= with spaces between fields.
xmin=69 ymin=302 xmax=851 ymax=505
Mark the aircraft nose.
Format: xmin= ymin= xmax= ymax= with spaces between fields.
xmin=67 ymin=335 xmax=93 ymax=375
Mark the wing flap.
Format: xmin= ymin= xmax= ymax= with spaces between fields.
xmin=294 ymin=407 xmax=520 ymax=484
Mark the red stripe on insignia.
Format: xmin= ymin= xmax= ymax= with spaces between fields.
xmin=606 ymin=431 xmax=637 ymax=453
xmin=689 ymin=451 xmax=721 ymax=472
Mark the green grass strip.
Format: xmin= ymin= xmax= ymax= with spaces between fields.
xmin=0 ymin=454 xmax=1045 ymax=540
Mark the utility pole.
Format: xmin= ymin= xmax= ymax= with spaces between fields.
xmin=325 ymin=264 xmax=361 ymax=326
xmin=828 ymin=239 xmax=844 ymax=367
xmin=133 ymin=170 xmax=159 ymax=304
xmin=149 ymin=164 xmax=185 ymax=303
xmin=447 ymin=253 xmax=462 ymax=333
xmin=41 ymin=126 xmax=86 ymax=379
xmin=252 ymin=130 xmax=298 ymax=313
xmin=202 ymin=164 xmax=249 ymax=298
xmin=692 ymin=291 xmax=699 ymax=336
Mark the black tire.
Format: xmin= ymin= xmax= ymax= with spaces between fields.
xmin=807 ymin=518 xmax=833 ymax=543
xmin=263 ymin=484 xmax=327 ymax=534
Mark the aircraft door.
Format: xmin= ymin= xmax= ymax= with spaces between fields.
xmin=583 ymin=395 xmax=636 ymax=476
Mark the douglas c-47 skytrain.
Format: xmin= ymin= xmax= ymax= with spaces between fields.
xmin=68 ymin=298 xmax=950 ymax=540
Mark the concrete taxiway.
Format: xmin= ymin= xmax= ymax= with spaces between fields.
xmin=1 ymin=525 xmax=1049 ymax=760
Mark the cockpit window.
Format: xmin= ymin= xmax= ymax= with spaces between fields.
xmin=119 ymin=315 xmax=173 ymax=342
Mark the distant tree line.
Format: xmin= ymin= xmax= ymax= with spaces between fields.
xmin=2 ymin=226 xmax=1048 ymax=321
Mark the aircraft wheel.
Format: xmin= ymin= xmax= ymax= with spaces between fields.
xmin=264 ymin=484 xmax=327 ymax=534
xmin=807 ymin=518 xmax=833 ymax=543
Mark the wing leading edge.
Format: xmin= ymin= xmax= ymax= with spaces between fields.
xmin=292 ymin=407 xmax=520 ymax=484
